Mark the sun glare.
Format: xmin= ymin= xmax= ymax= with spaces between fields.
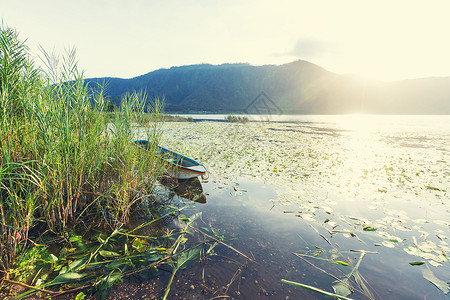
xmin=339 ymin=114 xmax=377 ymax=133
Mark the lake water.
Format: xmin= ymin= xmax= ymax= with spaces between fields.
xmin=125 ymin=115 xmax=449 ymax=299
xmin=179 ymin=114 xmax=450 ymax=135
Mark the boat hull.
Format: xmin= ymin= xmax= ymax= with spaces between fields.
xmin=134 ymin=140 xmax=207 ymax=179
xmin=167 ymin=168 xmax=205 ymax=180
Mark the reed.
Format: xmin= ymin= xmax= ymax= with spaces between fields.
xmin=0 ymin=24 xmax=164 ymax=278
xmin=225 ymin=114 xmax=249 ymax=123
xmin=0 ymin=24 xmax=42 ymax=272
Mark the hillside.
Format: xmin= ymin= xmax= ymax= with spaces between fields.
xmin=85 ymin=60 xmax=450 ymax=114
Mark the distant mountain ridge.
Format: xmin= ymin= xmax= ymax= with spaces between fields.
xmin=85 ymin=60 xmax=450 ymax=114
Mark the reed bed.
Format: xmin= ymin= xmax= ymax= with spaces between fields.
xmin=225 ymin=114 xmax=249 ymax=123
xmin=0 ymin=24 xmax=168 ymax=296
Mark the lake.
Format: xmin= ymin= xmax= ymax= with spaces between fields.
xmin=123 ymin=115 xmax=449 ymax=299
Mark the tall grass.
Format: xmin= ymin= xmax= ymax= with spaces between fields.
xmin=0 ymin=24 xmax=42 ymax=273
xmin=225 ymin=114 xmax=249 ymax=123
xmin=0 ymin=24 xmax=163 ymax=277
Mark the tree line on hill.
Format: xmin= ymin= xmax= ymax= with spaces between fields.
xmin=85 ymin=60 xmax=450 ymax=115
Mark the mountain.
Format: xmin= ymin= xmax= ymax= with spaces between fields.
xmin=85 ymin=60 xmax=450 ymax=114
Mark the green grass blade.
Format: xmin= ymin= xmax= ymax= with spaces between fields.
xmin=282 ymin=279 xmax=354 ymax=300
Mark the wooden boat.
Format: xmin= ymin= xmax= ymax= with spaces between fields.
xmin=134 ymin=140 xmax=207 ymax=180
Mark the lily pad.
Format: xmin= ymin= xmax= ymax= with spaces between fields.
xmin=422 ymin=269 xmax=449 ymax=294
xmin=363 ymin=226 xmax=376 ymax=231
xmin=381 ymin=241 xmax=396 ymax=248
xmin=332 ymin=282 xmax=352 ymax=297
xmin=333 ymin=261 xmax=350 ymax=266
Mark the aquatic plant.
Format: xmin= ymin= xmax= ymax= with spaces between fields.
xmin=160 ymin=118 xmax=449 ymax=297
xmin=0 ymin=24 xmax=43 ymax=273
xmin=225 ymin=114 xmax=249 ymax=123
xmin=0 ymin=23 xmax=165 ymax=295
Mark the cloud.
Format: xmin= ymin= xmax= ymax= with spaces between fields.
xmin=274 ymin=38 xmax=335 ymax=60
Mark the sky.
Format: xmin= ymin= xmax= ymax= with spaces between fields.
xmin=2 ymin=0 xmax=450 ymax=81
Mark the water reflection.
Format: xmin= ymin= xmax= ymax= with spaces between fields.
xmin=159 ymin=175 xmax=207 ymax=203
xmin=114 ymin=180 xmax=448 ymax=299
xmin=186 ymin=181 xmax=448 ymax=299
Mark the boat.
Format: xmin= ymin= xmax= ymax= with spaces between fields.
xmin=134 ymin=140 xmax=207 ymax=180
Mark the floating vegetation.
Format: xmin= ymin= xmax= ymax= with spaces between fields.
xmin=157 ymin=118 xmax=449 ymax=296
xmin=422 ymin=268 xmax=449 ymax=294
xmin=288 ymin=247 xmax=378 ymax=299
xmin=363 ymin=226 xmax=376 ymax=232
xmin=409 ymin=261 xmax=425 ymax=266
xmin=281 ymin=279 xmax=354 ymax=300
xmin=403 ymin=236 xmax=449 ymax=267
xmin=158 ymin=121 xmax=449 ymax=264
